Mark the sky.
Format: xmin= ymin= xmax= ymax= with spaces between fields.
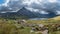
xmin=0 ymin=0 xmax=4 ymax=4
xmin=0 ymin=0 xmax=60 ymax=15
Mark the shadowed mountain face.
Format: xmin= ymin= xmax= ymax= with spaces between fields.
xmin=0 ymin=7 xmax=57 ymax=18
xmin=17 ymin=7 xmax=37 ymax=18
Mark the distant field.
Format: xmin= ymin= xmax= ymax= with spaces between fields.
xmin=27 ymin=19 xmax=60 ymax=25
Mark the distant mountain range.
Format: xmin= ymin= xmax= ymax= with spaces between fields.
xmin=0 ymin=7 xmax=58 ymax=19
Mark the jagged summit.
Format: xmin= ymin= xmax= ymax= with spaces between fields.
xmin=21 ymin=7 xmax=26 ymax=10
xmin=0 ymin=7 xmax=59 ymax=19
xmin=17 ymin=7 xmax=37 ymax=18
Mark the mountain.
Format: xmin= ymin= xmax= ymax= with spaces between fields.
xmin=0 ymin=7 xmax=37 ymax=19
xmin=0 ymin=7 xmax=58 ymax=19
xmin=17 ymin=7 xmax=37 ymax=18
xmin=17 ymin=7 xmax=57 ymax=18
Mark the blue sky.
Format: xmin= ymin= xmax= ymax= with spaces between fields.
xmin=0 ymin=0 xmax=4 ymax=4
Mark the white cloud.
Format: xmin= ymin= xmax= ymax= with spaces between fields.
xmin=1 ymin=12 xmax=6 ymax=13
xmin=26 ymin=7 xmax=39 ymax=12
xmin=0 ymin=0 xmax=60 ymax=15
xmin=39 ymin=10 xmax=49 ymax=14
xmin=26 ymin=7 xmax=33 ymax=11
xmin=26 ymin=7 xmax=49 ymax=14
xmin=22 ymin=0 xmax=43 ymax=6
xmin=56 ymin=10 xmax=60 ymax=15
xmin=48 ymin=0 xmax=57 ymax=3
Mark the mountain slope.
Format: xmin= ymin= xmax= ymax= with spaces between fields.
xmin=17 ymin=7 xmax=37 ymax=18
xmin=0 ymin=7 xmax=58 ymax=19
xmin=52 ymin=16 xmax=60 ymax=20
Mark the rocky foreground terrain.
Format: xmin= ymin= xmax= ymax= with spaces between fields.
xmin=0 ymin=17 xmax=60 ymax=34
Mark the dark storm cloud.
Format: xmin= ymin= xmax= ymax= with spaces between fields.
xmin=0 ymin=0 xmax=60 ymax=15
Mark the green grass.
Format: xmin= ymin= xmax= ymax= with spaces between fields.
xmin=27 ymin=19 xmax=60 ymax=25
xmin=0 ymin=20 xmax=36 ymax=34
xmin=0 ymin=19 xmax=60 ymax=34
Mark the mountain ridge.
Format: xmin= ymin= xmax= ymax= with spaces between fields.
xmin=0 ymin=7 xmax=59 ymax=19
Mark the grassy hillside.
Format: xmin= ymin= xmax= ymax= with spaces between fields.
xmin=0 ymin=20 xmax=35 ymax=34
xmin=0 ymin=18 xmax=60 ymax=34
xmin=51 ymin=16 xmax=60 ymax=20
xmin=27 ymin=19 xmax=60 ymax=25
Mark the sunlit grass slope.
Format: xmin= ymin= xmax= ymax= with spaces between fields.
xmin=52 ymin=16 xmax=60 ymax=20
